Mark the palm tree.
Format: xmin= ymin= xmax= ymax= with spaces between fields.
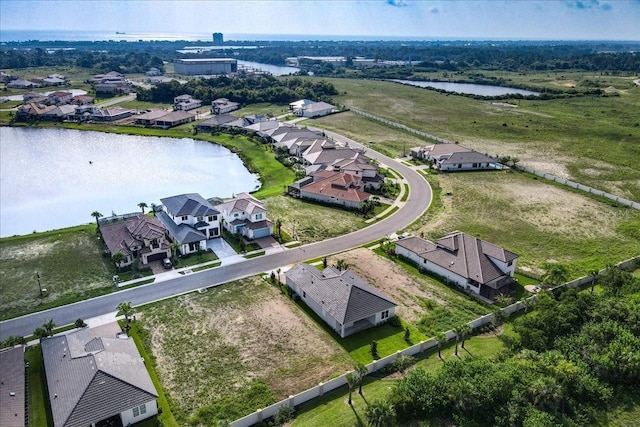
xmin=33 ymin=326 xmax=48 ymax=339
xmin=335 ymin=259 xmax=349 ymax=271
xmin=91 ymin=211 xmax=103 ymax=229
xmin=43 ymin=319 xmax=56 ymax=337
xmin=275 ymin=218 xmax=282 ymax=239
xmin=150 ymin=203 xmax=157 ymax=216
xmin=542 ymin=263 xmax=570 ymax=286
xmin=453 ymin=325 xmax=462 ymax=356
xmin=365 ymin=399 xmax=396 ymax=427
xmin=345 ymin=372 xmax=358 ymax=405
xmin=117 ymin=302 xmax=133 ymax=330
xmin=590 ymin=270 xmax=599 ymax=293
xmin=459 ymin=324 xmax=472 ymax=349
xmin=435 ymin=332 xmax=447 ymax=359
xmin=75 ymin=318 xmax=87 ymax=328
xmin=111 ymin=252 xmax=125 ymax=271
xmin=138 ymin=202 xmax=148 ymax=214
xmin=355 ymin=362 xmax=368 ymax=395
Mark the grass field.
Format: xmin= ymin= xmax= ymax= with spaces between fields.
xmin=134 ymin=276 xmax=353 ymax=425
xmin=290 ymin=331 xmax=509 ymax=427
xmin=0 ymin=225 xmax=115 ymax=320
xmin=318 ymin=75 xmax=640 ymax=201
xmin=25 ymin=345 xmax=53 ymax=427
xmin=263 ymin=195 xmax=370 ymax=243
xmin=405 ymin=170 xmax=640 ymax=277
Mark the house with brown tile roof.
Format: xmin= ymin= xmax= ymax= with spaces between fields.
xmin=99 ymin=214 xmax=171 ymax=268
xmin=41 ymin=328 xmax=158 ymax=427
xmin=395 ymin=232 xmax=518 ymax=300
xmin=290 ymin=170 xmax=371 ymax=210
xmin=216 ymin=193 xmax=273 ymax=240
xmin=286 ymin=263 xmax=396 ymax=337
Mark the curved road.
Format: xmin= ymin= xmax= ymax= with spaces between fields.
xmin=0 ymin=132 xmax=432 ymax=341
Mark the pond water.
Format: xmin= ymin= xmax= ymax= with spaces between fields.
xmin=391 ymin=80 xmax=540 ymax=97
xmin=237 ymin=60 xmax=300 ymax=76
xmin=0 ymin=127 xmax=260 ymax=237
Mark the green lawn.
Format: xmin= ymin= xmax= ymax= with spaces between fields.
xmin=0 ymin=225 xmax=115 ymax=321
xmin=25 ymin=345 xmax=53 ymax=427
xmin=291 ymin=331 xmax=510 ymax=427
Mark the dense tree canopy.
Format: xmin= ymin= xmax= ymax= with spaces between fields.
xmin=386 ymin=266 xmax=640 ymax=426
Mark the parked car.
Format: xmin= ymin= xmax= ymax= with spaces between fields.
xmin=162 ymin=258 xmax=172 ymax=269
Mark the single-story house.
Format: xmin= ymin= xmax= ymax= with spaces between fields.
xmin=135 ymin=110 xmax=172 ymax=126
xmin=16 ymin=103 xmax=57 ymax=120
xmin=72 ymin=95 xmax=94 ymax=105
xmin=91 ymin=107 xmax=133 ymax=122
xmin=298 ymin=101 xmax=335 ymax=118
xmin=0 ymin=346 xmax=26 ymax=427
xmin=289 ymin=99 xmax=315 ymax=112
xmin=211 ymin=98 xmax=240 ymax=114
xmin=437 ymin=151 xmax=499 ymax=172
xmin=289 ymin=170 xmax=371 ymax=210
xmin=410 ymin=143 xmax=471 ymax=161
xmin=7 ymin=79 xmax=41 ymax=89
xmin=94 ymin=82 xmax=132 ymax=95
xmin=42 ymin=76 xmax=66 ymax=86
xmin=99 ymin=214 xmax=171 ymax=268
xmin=157 ymin=193 xmax=220 ymax=255
xmin=395 ymin=232 xmax=518 ymax=300
xmin=196 ymin=113 xmax=238 ymax=131
xmin=41 ymin=328 xmax=159 ymax=427
xmin=286 ymin=263 xmax=397 ymax=337
xmin=154 ymin=110 xmax=196 ymax=128
xmin=217 ymin=193 xmax=273 ymax=240
xmin=40 ymin=104 xmax=76 ymax=121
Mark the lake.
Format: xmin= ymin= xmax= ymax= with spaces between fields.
xmin=391 ymin=80 xmax=540 ymax=97
xmin=0 ymin=127 xmax=260 ymax=237
xmin=237 ymin=60 xmax=300 ymax=76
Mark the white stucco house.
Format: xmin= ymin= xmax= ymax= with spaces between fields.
xmin=41 ymin=328 xmax=158 ymax=427
xmin=216 ymin=193 xmax=273 ymax=240
xmin=285 ymin=263 xmax=396 ymax=338
xmin=157 ymin=193 xmax=221 ymax=255
xmin=395 ymin=232 xmax=518 ymax=300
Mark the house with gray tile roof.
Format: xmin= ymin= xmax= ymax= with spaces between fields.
xmin=157 ymin=193 xmax=220 ymax=255
xmin=438 ymin=151 xmax=499 ymax=172
xmin=395 ymin=232 xmax=518 ymax=300
xmin=41 ymin=328 xmax=158 ymax=427
xmin=285 ymin=263 xmax=396 ymax=337
xmin=217 ymin=193 xmax=273 ymax=240
xmin=0 ymin=346 xmax=25 ymax=427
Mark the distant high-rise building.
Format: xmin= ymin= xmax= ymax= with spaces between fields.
xmin=212 ymin=33 xmax=223 ymax=45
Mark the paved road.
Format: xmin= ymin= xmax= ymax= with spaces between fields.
xmin=0 ymin=134 xmax=432 ymax=341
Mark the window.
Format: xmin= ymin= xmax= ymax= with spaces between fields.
xmin=381 ymin=310 xmax=389 ymax=320
xmin=181 ymin=215 xmax=188 ymax=221
xmin=507 ymin=261 xmax=513 ymax=266
xmin=197 ymin=215 xmax=203 ymax=221
xmin=132 ymin=403 xmax=147 ymax=417
xmin=208 ymin=215 xmax=216 ymax=222
xmin=255 ymin=213 xmax=262 ymax=220
xmin=303 ymin=291 xmax=306 ymax=298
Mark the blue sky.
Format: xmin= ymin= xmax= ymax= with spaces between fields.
xmin=1 ymin=0 xmax=639 ymax=41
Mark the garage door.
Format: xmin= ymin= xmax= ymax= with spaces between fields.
xmin=147 ymin=252 xmax=168 ymax=262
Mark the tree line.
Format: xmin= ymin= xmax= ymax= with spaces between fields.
xmin=136 ymin=75 xmax=338 ymax=105
xmin=366 ymin=266 xmax=640 ymax=426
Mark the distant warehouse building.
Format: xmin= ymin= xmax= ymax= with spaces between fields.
xmin=173 ymin=58 xmax=237 ymax=75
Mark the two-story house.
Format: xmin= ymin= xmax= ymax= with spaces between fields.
xmin=217 ymin=193 xmax=273 ymax=240
xmin=99 ymin=214 xmax=171 ymax=268
xmin=157 ymin=193 xmax=220 ymax=255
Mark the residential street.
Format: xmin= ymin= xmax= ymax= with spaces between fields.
xmin=0 ymin=134 xmax=432 ymax=341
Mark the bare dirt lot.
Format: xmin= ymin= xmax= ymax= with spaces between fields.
xmin=326 ymin=248 xmax=489 ymax=328
xmin=138 ymin=276 xmax=352 ymax=423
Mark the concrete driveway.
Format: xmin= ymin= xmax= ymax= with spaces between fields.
xmin=206 ymin=237 xmax=237 ymax=258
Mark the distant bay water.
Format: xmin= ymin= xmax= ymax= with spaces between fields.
xmin=0 ymin=30 xmax=464 ymax=43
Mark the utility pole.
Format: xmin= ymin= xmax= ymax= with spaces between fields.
xmin=37 ymin=272 xmax=43 ymax=297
